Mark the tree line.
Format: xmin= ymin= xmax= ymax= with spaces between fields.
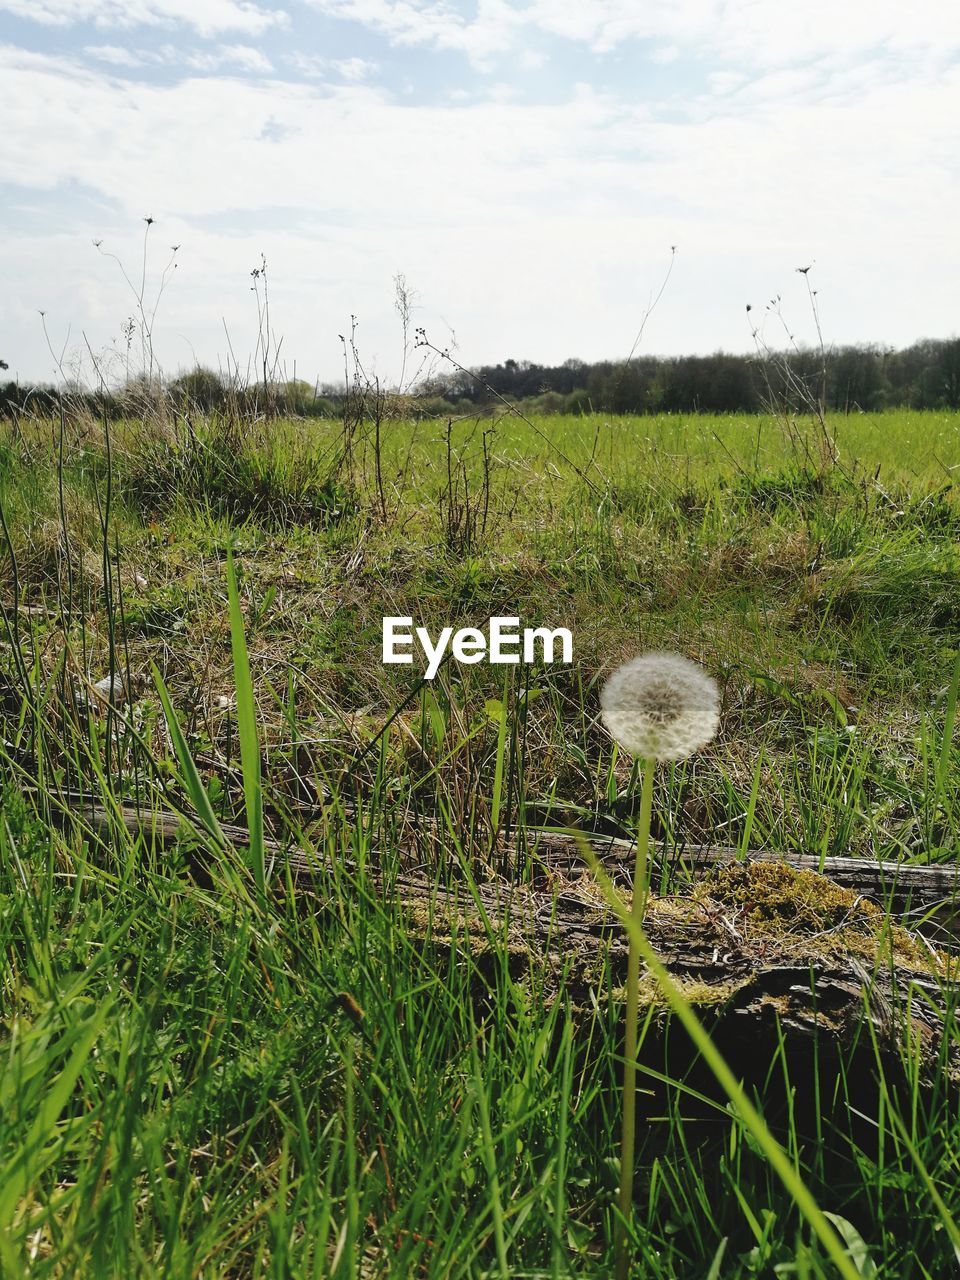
xmin=422 ymin=337 xmax=960 ymax=415
xmin=2 ymin=336 xmax=959 ymax=419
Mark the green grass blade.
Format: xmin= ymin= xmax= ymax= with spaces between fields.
xmin=578 ymin=834 xmax=863 ymax=1280
xmin=471 ymin=1039 xmax=510 ymax=1279
xmin=153 ymin=663 xmax=226 ymax=846
xmin=937 ymin=650 xmax=960 ymax=797
xmin=740 ymin=748 xmax=764 ymax=856
xmin=0 ymin=1000 xmax=111 ymax=1232
xmin=226 ymin=549 xmax=266 ymax=894
xmin=488 ymin=673 xmax=510 ymax=837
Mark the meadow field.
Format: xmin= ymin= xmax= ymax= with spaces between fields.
xmin=2 ymin=403 xmax=960 ymax=1276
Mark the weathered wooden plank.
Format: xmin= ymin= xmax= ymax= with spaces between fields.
xmin=25 ymin=788 xmax=959 ymax=1079
xmin=35 ymin=787 xmax=960 ymax=945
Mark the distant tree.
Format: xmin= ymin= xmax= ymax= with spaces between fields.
xmin=827 ymin=345 xmax=889 ymax=412
xmin=885 ymin=340 xmax=933 ymax=407
xmin=596 ymin=357 xmax=658 ymax=413
xmin=280 ymin=378 xmax=316 ymax=414
xmin=654 ymin=353 xmax=761 ymax=414
xmin=933 ymin=338 xmax=960 ymax=409
xmin=170 ymin=365 xmax=226 ymax=411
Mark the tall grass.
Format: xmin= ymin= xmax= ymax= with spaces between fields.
xmin=1 ymin=403 xmax=959 ymax=1274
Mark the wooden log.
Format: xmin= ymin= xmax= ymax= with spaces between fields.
xmin=522 ymin=827 xmax=960 ymax=944
xmin=25 ymin=788 xmax=960 ymax=1082
xmin=41 ymin=789 xmax=960 ymax=944
xmin=389 ymin=857 xmax=960 ymax=1087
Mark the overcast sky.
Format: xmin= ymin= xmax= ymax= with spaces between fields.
xmin=2 ymin=0 xmax=959 ymax=388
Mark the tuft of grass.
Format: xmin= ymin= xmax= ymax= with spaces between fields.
xmin=116 ymin=414 xmax=355 ymax=527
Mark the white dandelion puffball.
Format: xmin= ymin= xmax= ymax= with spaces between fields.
xmin=600 ymin=652 xmax=719 ymax=762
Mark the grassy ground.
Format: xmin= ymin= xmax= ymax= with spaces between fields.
xmin=1 ymin=404 xmax=959 ymax=1276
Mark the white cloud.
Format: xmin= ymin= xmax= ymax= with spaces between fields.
xmin=517 ymin=48 xmax=546 ymax=71
xmin=713 ymin=0 xmax=960 ymax=66
xmin=336 ymin=56 xmax=378 ymax=81
xmin=287 ymin=52 xmax=379 ymax=80
xmin=708 ymin=70 xmax=745 ymax=94
xmin=0 ymin=0 xmax=287 ymax=37
xmin=83 ymin=44 xmax=145 ymax=66
xmin=82 ymin=39 xmax=273 ymax=73
xmin=0 ymin=42 xmax=958 ymax=384
xmin=2 ymin=46 xmax=955 ymax=242
xmin=186 ymin=43 xmax=273 ymax=71
xmin=309 ymin=0 xmax=960 ymax=68
xmin=286 ymin=52 xmax=329 ymax=77
xmin=306 ymin=0 xmax=526 ymax=68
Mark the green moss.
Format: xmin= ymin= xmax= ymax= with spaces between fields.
xmin=400 ymin=860 xmax=949 ymax=1019
xmin=612 ymin=975 xmax=746 ymax=1009
xmin=690 ymin=861 xmax=937 ymax=972
xmin=698 ymin=861 xmax=873 ymax=932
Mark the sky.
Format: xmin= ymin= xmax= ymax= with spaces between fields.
xmin=1 ymin=0 xmax=959 ymax=389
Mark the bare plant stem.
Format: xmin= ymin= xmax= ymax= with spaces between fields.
xmin=415 ymin=331 xmax=601 ymax=497
xmin=615 ymin=753 xmax=656 ymax=1280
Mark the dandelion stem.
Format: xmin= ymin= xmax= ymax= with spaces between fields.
xmin=615 ymin=753 xmax=656 ymax=1280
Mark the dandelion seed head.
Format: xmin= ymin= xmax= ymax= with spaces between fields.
xmin=600 ymin=651 xmax=719 ymax=761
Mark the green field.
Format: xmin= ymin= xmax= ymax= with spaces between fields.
xmin=1 ymin=405 xmax=959 ymax=1276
